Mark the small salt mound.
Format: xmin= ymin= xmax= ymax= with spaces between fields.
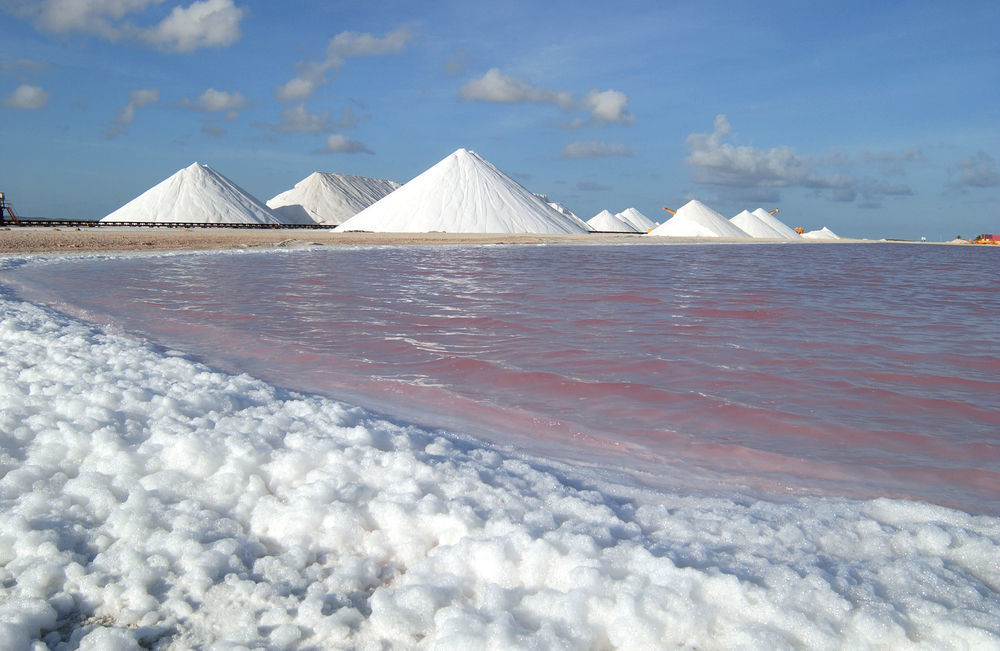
xmin=336 ymin=149 xmax=587 ymax=234
xmin=101 ymin=162 xmax=283 ymax=225
xmin=648 ymin=200 xmax=750 ymax=238
xmin=751 ymin=208 xmax=800 ymax=238
xmin=538 ymin=195 xmax=593 ymax=231
xmin=802 ymin=226 xmax=841 ymax=240
xmin=730 ymin=210 xmax=786 ymax=238
xmin=588 ymin=209 xmax=639 ymax=232
xmin=267 ymin=172 xmax=401 ymax=226
xmin=616 ymin=207 xmax=658 ymax=232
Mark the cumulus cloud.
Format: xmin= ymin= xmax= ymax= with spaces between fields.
xmin=581 ymin=89 xmax=633 ymax=125
xmin=315 ymin=134 xmax=372 ymax=154
xmin=952 ymin=150 xmax=1000 ymax=188
xmin=143 ymin=0 xmax=244 ymax=52
xmin=460 ymin=68 xmax=632 ymax=127
xmin=5 ymin=0 xmax=245 ymax=52
xmin=107 ymin=87 xmax=158 ymax=138
xmin=180 ymin=88 xmax=248 ymax=117
xmin=277 ymin=27 xmax=412 ymax=102
xmin=561 ymin=140 xmax=635 ymax=159
xmin=685 ymin=114 xmax=914 ymax=207
xmin=3 ymin=84 xmax=48 ymax=109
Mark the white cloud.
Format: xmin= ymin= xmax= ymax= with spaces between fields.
xmin=277 ymin=27 xmax=412 ymax=102
xmin=263 ymin=104 xmax=360 ymax=134
xmin=143 ymin=0 xmax=243 ymax=52
xmin=561 ymin=140 xmax=635 ymax=159
xmin=460 ymin=69 xmax=632 ymax=128
xmin=3 ymin=84 xmax=48 ymax=109
xmin=581 ymin=89 xmax=633 ymax=125
xmin=316 ymin=134 xmax=372 ymax=154
xmin=7 ymin=0 xmax=245 ymax=52
xmin=685 ymin=114 xmax=914 ymax=207
xmin=459 ymin=68 xmax=573 ymax=108
xmin=953 ymin=150 xmax=1000 ymax=188
xmin=108 ymin=87 xmax=158 ymax=137
xmin=181 ymin=88 xmax=248 ymax=113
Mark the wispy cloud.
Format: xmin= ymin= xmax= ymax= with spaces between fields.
xmin=561 ymin=140 xmax=635 ymax=159
xmin=6 ymin=0 xmax=245 ymax=52
xmin=577 ymin=180 xmax=611 ymax=191
xmin=314 ymin=134 xmax=372 ymax=154
xmin=951 ymin=150 xmax=1000 ymax=189
xmin=262 ymin=104 xmax=361 ymax=134
xmin=107 ymin=88 xmax=158 ymax=138
xmin=277 ymin=27 xmax=412 ymax=102
xmin=685 ymin=114 xmax=915 ymax=207
xmin=460 ymin=68 xmax=633 ymax=127
xmin=3 ymin=84 xmax=48 ymax=109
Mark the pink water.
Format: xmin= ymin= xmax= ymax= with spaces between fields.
xmin=10 ymin=243 xmax=1000 ymax=512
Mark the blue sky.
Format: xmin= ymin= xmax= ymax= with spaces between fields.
xmin=1 ymin=0 xmax=997 ymax=239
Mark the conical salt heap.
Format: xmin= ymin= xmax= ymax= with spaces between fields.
xmin=101 ymin=162 xmax=282 ymax=225
xmin=616 ymin=207 xmax=658 ymax=232
xmin=648 ymin=200 xmax=750 ymax=238
xmin=730 ymin=209 xmax=786 ymax=238
xmin=267 ymin=172 xmax=400 ymax=226
xmin=588 ymin=209 xmax=639 ymax=232
xmin=335 ymin=149 xmax=587 ymax=234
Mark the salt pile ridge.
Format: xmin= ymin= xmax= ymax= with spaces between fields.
xmin=267 ymin=172 xmax=401 ymax=226
xmin=803 ymin=226 xmax=841 ymax=240
xmin=588 ymin=209 xmax=639 ymax=232
xmin=336 ymin=149 xmax=587 ymax=234
xmin=751 ymin=208 xmax=800 ymax=238
xmin=102 ymin=163 xmax=283 ymax=225
xmin=731 ymin=209 xmax=787 ymax=238
xmin=537 ymin=194 xmax=593 ymax=231
xmin=648 ymin=200 xmax=750 ymax=238
xmin=616 ymin=207 xmax=658 ymax=232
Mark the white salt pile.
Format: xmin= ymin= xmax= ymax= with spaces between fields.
xmin=101 ymin=163 xmax=283 ymax=225
xmin=536 ymin=194 xmax=593 ymax=232
xmin=751 ymin=208 xmax=800 ymax=238
xmin=615 ymin=207 xmax=658 ymax=232
xmin=730 ymin=209 xmax=787 ymax=238
xmin=648 ymin=200 xmax=750 ymax=238
xmin=802 ymin=226 xmax=841 ymax=240
xmin=335 ymin=149 xmax=587 ymax=234
xmin=267 ymin=172 xmax=401 ymax=226
xmin=587 ymin=209 xmax=639 ymax=232
xmin=2 ymin=283 xmax=999 ymax=649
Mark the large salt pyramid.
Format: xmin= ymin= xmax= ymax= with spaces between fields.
xmin=336 ymin=149 xmax=587 ymax=234
xmin=616 ymin=207 xmax=658 ymax=232
xmin=588 ymin=209 xmax=639 ymax=232
xmin=267 ymin=172 xmax=400 ymax=226
xmin=647 ymin=200 xmax=750 ymax=238
xmin=102 ymin=162 xmax=282 ymax=225
xmin=751 ymin=208 xmax=799 ymax=238
xmin=730 ymin=209 xmax=786 ymax=238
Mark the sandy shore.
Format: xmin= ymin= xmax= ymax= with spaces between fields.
xmin=0 ymin=225 xmax=940 ymax=255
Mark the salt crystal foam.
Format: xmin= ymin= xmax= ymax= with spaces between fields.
xmin=587 ymin=209 xmax=639 ymax=232
xmin=615 ymin=207 xmax=658 ymax=232
xmin=730 ymin=209 xmax=787 ymax=238
xmin=751 ymin=208 xmax=801 ymax=238
xmin=266 ymin=172 xmax=401 ymax=226
xmin=101 ymin=163 xmax=284 ymax=225
xmin=335 ymin=149 xmax=588 ymax=234
xmin=1 ymin=272 xmax=999 ymax=648
xmin=648 ymin=199 xmax=751 ymax=238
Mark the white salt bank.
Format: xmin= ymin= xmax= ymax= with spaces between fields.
xmin=336 ymin=149 xmax=587 ymax=234
xmin=730 ymin=209 xmax=787 ymax=238
xmin=267 ymin=172 xmax=401 ymax=226
xmin=101 ymin=162 xmax=283 ymax=225
xmin=803 ymin=226 xmax=841 ymax=239
xmin=751 ymin=208 xmax=800 ymax=238
xmin=588 ymin=209 xmax=639 ymax=232
xmin=537 ymin=194 xmax=593 ymax=231
xmin=648 ymin=200 xmax=750 ymax=238
xmin=616 ymin=207 xmax=658 ymax=232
